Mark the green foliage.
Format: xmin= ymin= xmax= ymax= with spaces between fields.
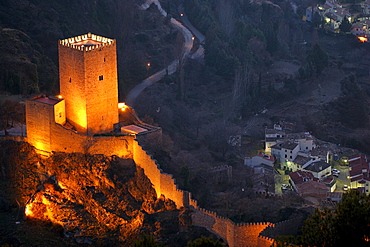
xmin=339 ymin=16 xmax=351 ymax=33
xmin=0 ymin=100 xmax=25 ymax=135
xmin=306 ymin=43 xmax=329 ymax=75
xmin=133 ymin=234 xmax=164 ymax=247
xmin=187 ymin=236 xmax=223 ymax=247
xmin=276 ymin=191 xmax=370 ymax=246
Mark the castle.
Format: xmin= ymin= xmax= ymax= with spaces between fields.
xmin=25 ymin=33 xmax=275 ymax=247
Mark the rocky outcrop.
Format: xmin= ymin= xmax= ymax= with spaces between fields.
xmin=0 ymin=140 xmax=182 ymax=245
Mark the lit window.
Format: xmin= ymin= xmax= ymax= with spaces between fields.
xmin=99 ymin=75 xmax=104 ymax=81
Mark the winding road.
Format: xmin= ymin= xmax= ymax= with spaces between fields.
xmin=125 ymin=0 xmax=204 ymax=107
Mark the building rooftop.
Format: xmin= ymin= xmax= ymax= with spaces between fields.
xmin=121 ymin=125 xmax=148 ymax=135
xmin=293 ymin=155 xmax=312 ymax=166
xmin=285 ymin=132 xmax=313 ymax=140
xmin=304 ymin=160 xmax=331 ymax=173
xmin=289 ymin=170 xmax=318 ymax=185
xmin=280 ymin=141 xmax=299 ymax=150
xmin=252 ymin=153 xmax=275 ymax=162
xmin=31 ymin=95 xmax=62 ymax=105
xmin=59 ymin=33 xmax=114 ymax=51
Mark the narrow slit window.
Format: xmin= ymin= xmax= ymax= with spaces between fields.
xmin=99 ymin=75 xmax=104 ymax=81
xmin=69 ymin=77 xmax=72 ymax=83
xmin=104 ymin=58 xmax=106 ymax=62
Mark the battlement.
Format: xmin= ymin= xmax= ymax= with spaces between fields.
xmin=59 ymin=33 xmax=114 ymax=52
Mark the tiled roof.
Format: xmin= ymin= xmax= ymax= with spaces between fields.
xmin=304 ymin=160 xmax=331 ymax=173
xmin=280 ymin=142 xmax=299 ymax=150
xmin=32 ymin=96 xmax=62 ymax=105
xmin=289 ymin=170 xmax=318 ymax=185
xmin=293 ymin=155 xmax=312 ymax=166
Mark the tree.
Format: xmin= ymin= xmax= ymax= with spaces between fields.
xmin=0 ymin=100 xmax=25 ymax=136
xmin=133 ymin=234 xmax=164 ymax=247
xmin=276 ymin=191 xmax=370 ymax=246
xmin=187 ymin=236 xmax=223 ymax=247
xmin=307 ymin=43 xmax=328 ymax=75
xmin=339 ymin=16 xmax=351 ymax=33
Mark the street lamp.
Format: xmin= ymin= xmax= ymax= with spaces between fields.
xmin=146 ymin=62 xmax=151 ymax=76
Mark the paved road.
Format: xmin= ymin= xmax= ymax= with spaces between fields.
xmin=125 ymin=0 xmax=194 ymax=107
xmin=178 ymin=5 xmax=205 ymax=43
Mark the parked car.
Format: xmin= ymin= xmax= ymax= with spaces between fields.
xmin=332 ymin=168 xmax=340 ymax=174
xmin=281 ymin=184 xmax=290 ymax=190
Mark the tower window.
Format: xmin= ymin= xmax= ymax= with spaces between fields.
xmin=69 ymin=77 xmax=72 ymax=83
xmin=99 ymin=75 xmax=104 ymax=81
xmin=104 ymin=58 xmax=106 ymax=62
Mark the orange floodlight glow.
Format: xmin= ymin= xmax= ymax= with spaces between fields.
xmin=118 ymin=102 xmax=128 ymax=111
xmin=56 ymin=95 xmax=63 ymax=99
xmin=358 ymin=36 xmax=368 ymax=42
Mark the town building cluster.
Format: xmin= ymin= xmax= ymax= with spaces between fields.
xmin=306 ymin=0 xmax=370 ymax=41
xmin=246 ymin=122 xmax=370 ymax=203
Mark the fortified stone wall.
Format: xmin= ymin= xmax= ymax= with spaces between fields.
xmin=49 ymin=123 xmax=133 ymax=158
xmin=25 ymin=117 xmax=275 ymax=246
xmin=58 ymin=34 xmax=118 ymax=135
xmin=191 ymin=208 xmax=274 ymax=247
xmin=26 ymin=99 xmax=53 ymax=152
xmin=132 ymin=141 xmax=187 ymax=207
xmin=58 ymin=46 xmax=87 ymax=134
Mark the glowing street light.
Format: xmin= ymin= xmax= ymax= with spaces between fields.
xmin=358 ymin=36 xmax=368 ymax=42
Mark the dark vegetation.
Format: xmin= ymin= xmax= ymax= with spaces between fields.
xmin=274 ymin=191 xmax=370 ymax=247
xmin=1 ymin=0 xmax=370 ymax=245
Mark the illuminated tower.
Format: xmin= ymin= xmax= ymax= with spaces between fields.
xmin=58 ymin=33 xmax=119 ymax=135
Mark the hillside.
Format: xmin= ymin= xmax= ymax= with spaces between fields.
xmin=0 ymin=140 xmax=218 ymax=246
xmin=0 ymin=0 xmax=179 ymax=98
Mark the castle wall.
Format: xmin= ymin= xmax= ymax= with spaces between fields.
xmin=49 ymin=123 xmax=133 ymax=158
xmin=132 ymin=141 xmax=164 ymax=201
xmin=191 ymin=208 xmax=274 ymax=247
xmin=58 ymin=41 xmax=118 ymax=135
xmin=84 ymin=43 xmax=119 ymax=134
xmin=53 ymin=100 xmax=66 ymax=125
xmin=59 ymin=45 xmax=87 ymax=133
xmin=26 ymin=100 xmax=53 ymax=152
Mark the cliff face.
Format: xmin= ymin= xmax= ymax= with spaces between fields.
xmin=0 ymin=140 xmax=183 ymax=245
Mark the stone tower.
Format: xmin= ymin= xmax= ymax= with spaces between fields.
xmin=58 ymin=33 xmax=118 ymax=135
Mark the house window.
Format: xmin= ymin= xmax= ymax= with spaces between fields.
xmin=290 ymin=156 xmax=292 ymax=159
xmin=290 ymin=150 xmax=292 ymax=153
xmin=285 ymin=154 xmax=287 ymax=158
xmin=99 ymin=75 xmax=104 ymax=81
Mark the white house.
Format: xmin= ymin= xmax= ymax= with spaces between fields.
xmin=245 ymin=153 xmax=275 ymax=167
xmin=265 ymin=128 xmax=285 ymax=153
xmin=303 ymin=160 xmax=331 ymax=178
xmin=271 ymin=141 xmax=300 ymax=164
